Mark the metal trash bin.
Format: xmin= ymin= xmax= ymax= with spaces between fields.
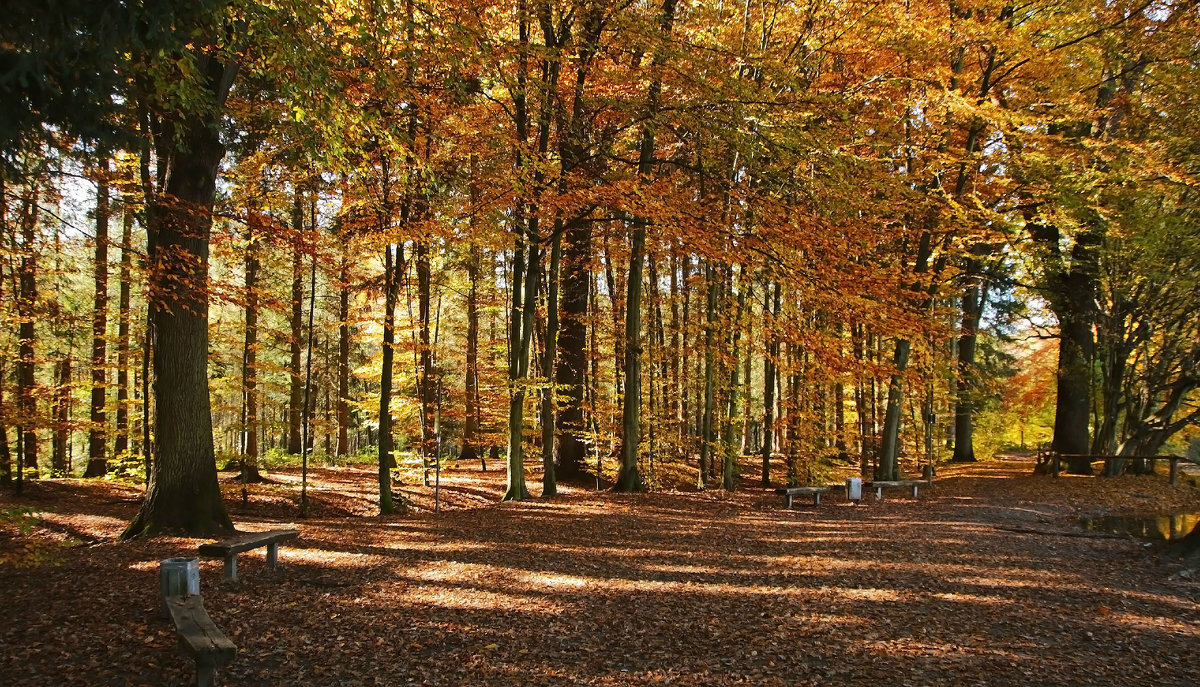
xmin=845 ymin=477 xmax=863 ymax=504
xmin=160 ymin=557 xmax=200 ymax=617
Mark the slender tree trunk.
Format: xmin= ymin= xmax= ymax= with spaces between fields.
xmin=114 ymin=196 xmax=133 ymax=460
xmin=17 ymin=183 xmax=39 ymax=481
xmin=336 ymin=245 xmax=351 ymax=456
xmin=503 ymin=235 xmax=538 ymax=502
xmin=0 ymin=357 xmax=9 ymax=484
xmin=287 ymin=189 xmax=305 ymax=454
xmin=84 ymin=160 xmax=110 ymax=477
xmin=462 ymin=158 xmax=482 ymax=468
xmin=417 ymin=239 xmax=435 ymax=482
xmin=761 ymin=280 xmax=780 ymax=485
xmin=699 ymin=261 xmax=717 ymax=488
xmin=722 ymin=266 xmax=747 ymax=491
xmin=617 ymin=221 xmax=646 ymax=493
xmin=240 ymin=213 xmax=262 ymax=482
xmin=0 ymin=180 xmax=8 ymax=484
xmin=617 ymin=0 xmax=676 ymax=492
xmin=541 ymin=229 xmax=562 ymax=496
xmin=952 ymin=259 xmax=988 ymax=462
xmin=52 ymin=356 xmax=71 ymax=475
xmin=378 ymin=242 xmax=401 ymax=514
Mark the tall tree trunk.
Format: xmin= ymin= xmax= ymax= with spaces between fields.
xmin=541 ymin=229 xmax=562 ymax=496
xmin=51 ymin=356 xmax=71 ymax=475
xmin=503 ymin=235 xmax=538 ymax=501
xmin=84 ymin=160 xmax=110 ymax=477
xmin=555 ymin=219 xmax=590 ymax=479
xmin=16 ymin=182 xmax=39 ymax=481
xmin=722 ymin=265 xmax=747 ymax=492
xmin=616 ymin=0 xmax=676 ymax=493
xmin=240 ymin=213 xmax=262 ymax=482
xmin=1031 ymin=222 xmax=1100 ymax=472
xmin=879 ymin=228 xmax=941 ymax=481
xmin=123 ymin=49 xmax=237 ymax=538
xmin=0 ymin=180 xmax=8 ymax=484
xmin=287 ymin=189 xmax=305 ymax=455
xmin=617 ymin=221 xmax=646 ymax=493
xmin=114 ymin=195 xmax=133 ymax=460
xmin=336 ymin=245 xmax=351 ymax=456
xmin=699 ymin=261 xmax=717 ymax=488
xmin=761 ymin=280 xmax=780 ymax=485
xmin=952 ymin=262 xmax=988 ymax=462
xmin=378 ymin=242 xmax=401 ymax=515
xmin=417 ymin=239 xmax=434 ymax=482
xmin=462 ymin=158 xmax=482 ymax=468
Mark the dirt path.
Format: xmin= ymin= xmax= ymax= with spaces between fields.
xmin=1 ymin=457 xmax=1198 ymax=686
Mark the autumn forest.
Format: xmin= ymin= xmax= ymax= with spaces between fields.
xmin=5 ymin=1 xmax=1200 ymax=685
xmin=3 ymin=0 xmax=1200 ymax=531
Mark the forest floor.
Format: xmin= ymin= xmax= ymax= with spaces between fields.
xmin=2 ymin=454 xmax=1199 ymax=686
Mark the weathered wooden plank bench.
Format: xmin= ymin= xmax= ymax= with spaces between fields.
xmin=1046 ymin=453 xmax=1186 ymax=485
xmin=775 ymin=486 xmax=830 ymax=508
xmin=864 ymin=480 xmax=924 ymax=500
xmin=165 ymin=595 xmax=236 ymax=687
xmin=199 ymin=529 xmax=300 ymax=583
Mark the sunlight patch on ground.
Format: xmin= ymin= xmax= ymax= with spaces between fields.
xmin=929 ymin=591 xmax=1012 ymax=606
xmin=284 ymin=547 xmax=382 ymax=568
xmin=1108 ymin=611 xmax=1200 ymax=637
xmin=830 ymin=586 xmax=904 ymax=602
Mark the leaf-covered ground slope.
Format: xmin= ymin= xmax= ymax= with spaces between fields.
xmin=1 ymin=456 xmax=1198 ymax=686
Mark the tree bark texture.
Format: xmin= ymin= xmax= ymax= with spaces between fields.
xmin=123 ymin=49 xmax=237 ymax=538
xmin=84 ymin=160 xmax=110 ymax=477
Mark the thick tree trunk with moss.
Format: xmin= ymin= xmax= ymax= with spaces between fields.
xmin=123 ymin=52 xmax=236 ymax=538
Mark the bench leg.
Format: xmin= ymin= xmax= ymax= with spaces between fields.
xmin=912 ymin=485 xmax=919 ymax=498
xmin=223 ymin=556 xmax=238 ymax=583
xmin=813 ymin=492 xmax=821 ymax=506
xmin=196 ymin=661 xmax=217 ymax=687
xmin=875 ymin=487 xmax=883 ymax=500
xmin=784 ymin=495 xmax=793 ymax=509
xmin=267 ymin=542 xmax=279 ymax=571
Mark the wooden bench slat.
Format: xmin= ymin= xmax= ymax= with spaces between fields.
xmin=1044 ymin=453 xmax=1184 ymax=485
xmin=775 ymin=486 xmax=831 ymax=508
xmin=199 ymin=528 xmax=300 ymax=583
xmin=166 ymin=595 xmax=236 ymax=681
xmin=864 ymin=480 xmax=925 ymax=500
xmin=198 ymin=529 xmax=299 ymax=556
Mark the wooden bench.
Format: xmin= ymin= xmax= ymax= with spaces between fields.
xmin=775 ymin=486 xmax=830 ymax=508
xmin=199 ymin=529 xmax=299 ymax=583
xmin=864 ymin=480 xmax=924 ymax=500
xmin=1046 ymin=453 xmax=1186 ymax=485
xmin=165 ymin=595 xmax=236 ymax=687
